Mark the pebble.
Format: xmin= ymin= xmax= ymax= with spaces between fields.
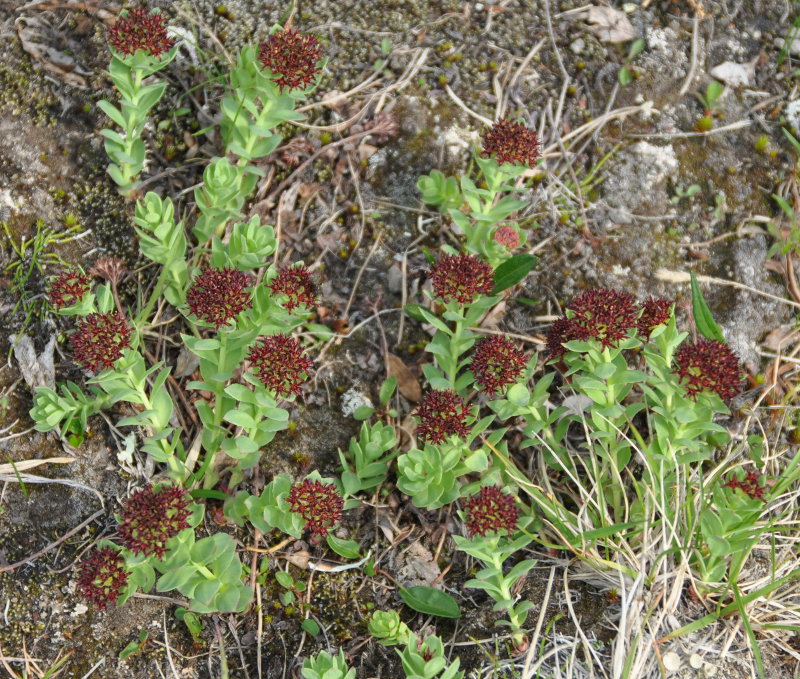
xmin=689 ymin=653 xmax=703 ymax=669
xmin=662 ymin=651 xmax=681 ymax=672
xmin=571 ymin=38 xmax=585 ymax=54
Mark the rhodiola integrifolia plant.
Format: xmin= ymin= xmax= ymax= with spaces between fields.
xmin=77 ymin=483 xmax=251 ymax=613
xmin=418 ymin=118 xmax=539 ymax=267
xmin=26 ymin=6 xmax=775 ymax=655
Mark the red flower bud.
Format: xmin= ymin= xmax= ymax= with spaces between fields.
xmin=77 ymin=547 xmax=129 ymax=610
xmin=464 ymin=486 xmax=519 ymax=537
xmin=186 ymin=267 xmax=252 ymax=329
xmin=493 ymin=225 xmax=520 ymax=250
xmin=70 ymin=312 xmax=131 ymax=374
xmin=470 ymin=336 xmax=526 ymax=395
xmin=48 ymin=269 xmax=91 ymax=310
xmin=673 ymin=338 xmax=743 ymax=401
xmin=286 ymin=479 xmax=343 ymax=536
xmin=480 ymin=119 xmax=540 ymax=167
xmin=430 ymin=254 xmax=494 ymax=305
xmin=247 ymin=334 xmax=313 ymax=398
xmin=258 ymin=28 xmax=322 ymax=92
xmin=546 ymin=317 xmax=590 ymax=359
xmin=414 ymin=389 xmax=470 ymax=445
xmin=723 ymin=469 xmax=765 ymax=502
xmin=108 ymin=7 xmax=175 ymax=58
xmin=117 ymin=484 xmax=192 ymax=559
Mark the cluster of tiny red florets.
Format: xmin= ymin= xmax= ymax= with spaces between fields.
xmin=269 ymin=265 xmax=318 ymax=313
xmin=70 ymin=312 xmax=131 ymax=374
xmin=430 ymin=254 xmax=494 ymax=305
xmin=673 ymin=338 xmax=743 ymax=401
xmin=414 ymin=389 xmax=470 ymax=445
xmin=247 ymin=334 xmax=313 ymax=398
xmin=464 ymin=486 xmax=519 ymax=537
xmin=107 ymin=7 xmax=175 ymax=58
xmin=258 ymin=28 xmax=322 ymax=92
xmin=117 ymin=485 xmax=192 ymax=559
xmin=547 ymin=288 xmax=639 ymax=356
xmin=723 ymin=469 xmax=765 ymax=501
xmin=286 ymin=479 xmax=343 ymax=536
xmin=48 ymin=269 xmax=91 ymax=310
xmin=76 ymin=547 xmax=129 ymax=610
xmin=480 ymin=118 xmax=540 ymax=167
xmin=186 ymin=267 xmax=252 ymax=329
xmin=470 ymin=336 xmax=526 ymax=395
xmin=637 ymin=297 xmax=672 ymax=339
xmin=493 ymin=224 xmax=520 ymax=250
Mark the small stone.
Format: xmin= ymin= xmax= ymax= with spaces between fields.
xmin=387 ymin=264 xmax=403 ymax=293
xmin=570 ymin=38 xmax=585 ymax=54
xmin=704 ymin=663 xmax=717 ymax=677
xmin=662 ymin=651 xmax=681 ymax=672
xmin=689 ymin=654 xmax=703 ymax=669
xmin=340 ymin=388 xmax=373 ymax=417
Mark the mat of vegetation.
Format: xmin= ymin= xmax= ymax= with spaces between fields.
xmin=2 ymin=2 xmax=800 ymax=678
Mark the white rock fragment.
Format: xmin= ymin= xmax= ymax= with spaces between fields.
xmin=72 ymin=603 xmax=89 ymax=616
xmin=662 ymin=651 xmax=681 ymax=672
xmin=709 ymin=59 xmax=756 ymax=87
xmin=341 ymin=388 xmax=373 ymax=418
xmin=689 ymin=653 xmax=704 ymax=669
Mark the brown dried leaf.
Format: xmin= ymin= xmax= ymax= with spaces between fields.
xmin=16 ymin=16 xmax=89 ymax=87
xmin=387 ymin=353 xmax=421 ymax=403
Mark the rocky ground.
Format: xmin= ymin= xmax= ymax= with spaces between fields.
xmin=1 ymin=0 xmax=799 ymax=677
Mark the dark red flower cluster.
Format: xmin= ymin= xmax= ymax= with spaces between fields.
xmin=258 ymin=28 xmax=322 ymax=92
xmin=493 ymin=225 xmax=520 ymax=250
xmin=247 ymin=334 xmax=313 ymax=398
xmin=286 ymin=479 xmax=343 ymax=536
xmin=547 ymin=288 xmax=639 ymax=356
xmin=107 ymin=7 xmax=175 ymax=58
xmin=637 ymin=297 xmax=672 ymax=340
xmin=48 ymin=269 xmax=91 ymax=310
xmin=186 ymin=267 xmax=251 ymax=329
xmin=269 ymin=265 xmax=318 ymax=313
xmin=117 ymin=485 xmax=192 ymax=559
xmin=464 ymin=486 xmax=519 ymax=537
xmin=723 ymin=469 xmax=765 ymax=502
xmin=480 ymin=118 xmax=540 ymax=167
xmin=77 ymin=547 xmax=129 ymax=610
xmin=673 ymin=338 xmax=742 ymax=401
xmin=470 ymin=336 xmax=526 ymax=395
xmin=430 ymin=254 xmax=494 ymax=305
xmin=414 ymin=389 xmax=470 ymax=445
xmin=70 ymin=312 xmax=131 ymax=374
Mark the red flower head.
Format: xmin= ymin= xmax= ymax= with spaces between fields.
xmin=269 ymin=265 xmax=318 ymax=313
xmin=70 ymin=312 xmax=131 ymax=374
xmin=48 ymin=269 xmax=91 ymax=310
xmin=567 ymin=288 xmax=639 ymax=349
xmin=76 ymin=547 xmax=129 ymax=610
xmin=247 ymin=334 xmax=313 ymax=398
xmin=258 ymin=28 xmax=322 ymax=92
xmin=470 ymin=336 xmax=526 ymax=395
xmin=493 ymin=225 xmax=520 ymax=250
xmin=637 ymin=297 xmax=672 ymax=340
xmin=430 ymin=254 xmax=494 ymax=305
xmin=723 ymin=469 xmax=766 ymax=502
xmin=673 ymin=338 xmax=743 ymax=401
xmin=286 ymin=479 xmax=343 ymax=537
xmin=414 ymin=389 xmax=470 ymax=445
xmin=117 ymin=485 xmax=192 ymax=559
xmin=186 ymin=267 xmax=252 ymax=329
xmin=107 ymin=7 xmax=175 ymax=58
xmin=464 ymin=486 xmax=519 ymax=537
xmin=546 ymin=317 xmax=590 ymax=359
xmin=480 ymin=118 xmax=540 ymax=167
